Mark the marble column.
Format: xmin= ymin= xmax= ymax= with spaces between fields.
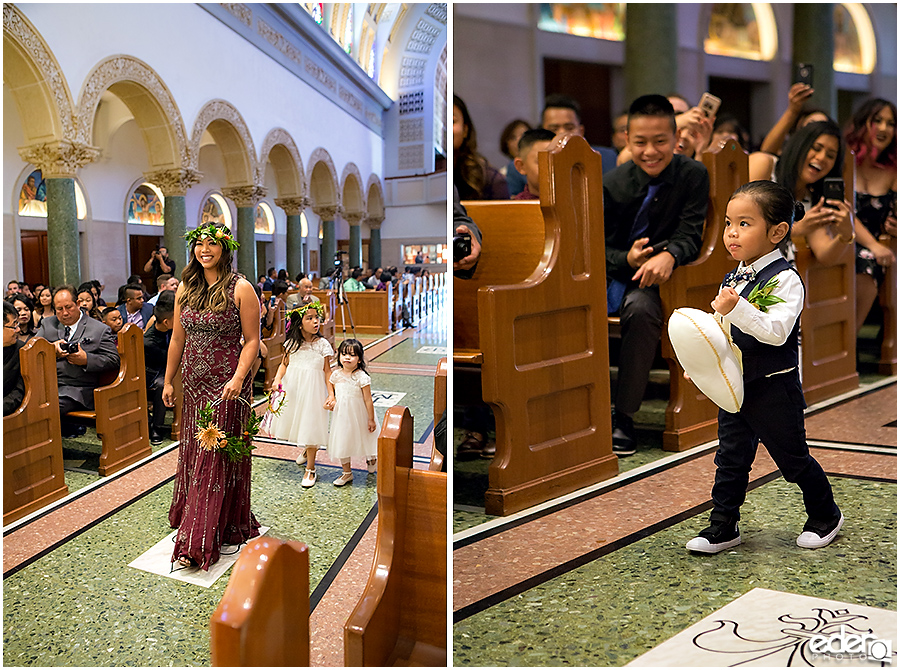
xmin=222 ymin=185 xmax=266 ymax=280
xmin=145 ymin=168 xmax=202 ymax=272
xmin=18 ymin=140 xmax=100 ymax=288
xmin=275 ymin=196 xmax=308 ymax=281
xmin=313 ymin=204 xmax=340 ymax=276
xmin=367 ymin=216 xmax=384 ymax=269
xmin=345 ymin=211 xmax=365 ymax=268
xmin=624 ymin=4 xmax=678 ymax=104
xmin=793 ymin=5 xmax=835 ymax=117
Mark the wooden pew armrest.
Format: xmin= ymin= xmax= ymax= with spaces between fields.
xmin=453 ymin=349 xmax=483 ymax=365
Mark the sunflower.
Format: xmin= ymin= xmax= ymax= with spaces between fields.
xmin=197 ymin=424 xmax=226 ymax=450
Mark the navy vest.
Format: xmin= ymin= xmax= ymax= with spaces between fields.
xmin=725 ymin=257 xmax=802 ymax=383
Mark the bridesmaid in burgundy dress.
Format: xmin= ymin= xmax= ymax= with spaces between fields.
xmin=162 ymin=223 xmax=261 ymax=570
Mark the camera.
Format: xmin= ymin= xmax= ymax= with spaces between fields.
xmin=453 ymin=232 xmax=471 ymax=262
xmin=796 ymin=63 xmax=814 ymax=87
xmin=334 ymin=250 xmax=346 ymax=267
xmin=60 ymin=340 xmax=80 ymax=354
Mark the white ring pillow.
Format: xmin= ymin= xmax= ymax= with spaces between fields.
xmin=667 ymin=308 xmax=744 ymax=414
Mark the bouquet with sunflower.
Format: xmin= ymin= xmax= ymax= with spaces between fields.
xmin=195 ymin=397 xmax=260 ymax=462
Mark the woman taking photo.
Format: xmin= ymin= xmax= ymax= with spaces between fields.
xmin=162 ymin=223 xmax=261 ymax=570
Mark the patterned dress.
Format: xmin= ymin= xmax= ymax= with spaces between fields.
xmin=169 ymin=275 xmax=260 ymax=570
xmin=855 ymin=190 xmax=895 ymax=285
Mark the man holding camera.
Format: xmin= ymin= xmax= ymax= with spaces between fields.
xmin=34 ymin=285 xmax=120 ymax=437
xmin=143 ymin=246 xmax=176 ymax=288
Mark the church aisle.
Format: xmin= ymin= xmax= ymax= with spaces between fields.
xmin=3 ymin=310 xmax=446 ymax=667
xmin=453 ymin=382 xmax=897 ymax=667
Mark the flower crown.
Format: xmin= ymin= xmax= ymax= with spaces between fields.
xmin=286 ymin=301 xmax=325 ymax=330
xmin=184 ymin=224 xmax=240 ymax=251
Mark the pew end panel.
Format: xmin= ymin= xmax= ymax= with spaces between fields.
xmin=658 ymin=141 xmax=750 ymax=451
xmin=430 ymin=357 xmax=447 ymax=472
xmin=3 ymin=337 xmax=68 ymax=525
xmin=344 ymin=406 xmax=447 ymax=667
xmin=210 ymin=538 xmax=310 ymax=667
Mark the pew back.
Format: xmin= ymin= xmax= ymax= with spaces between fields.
xmin=430 ymin=357 xmax=447 ymax=472
xmin=261 ymin=298 xmax=285 ymax=392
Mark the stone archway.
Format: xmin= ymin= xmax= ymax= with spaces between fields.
xmin=259 ymin=127 xmax=305 ymax=199
xmin=340 ymin=162 xmax=365 ymax=216
xmin=365 ymin=174 xmax=385 ymax=220
xmin=76 ymin=55 xmax=189 ymax=171
xmin=189 ymin=99 xmax=258 ymax=187
xmin=307 ymin=147 xmax=339 ymax=211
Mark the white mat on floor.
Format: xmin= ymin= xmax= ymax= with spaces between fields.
xmin=128 ymin=527 xmax=269 ymax=588
xmin=628 ymin=588 xmax=897 ymax=667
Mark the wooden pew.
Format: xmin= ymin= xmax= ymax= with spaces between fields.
xmin=311 ymin=288 xmax=392 ymax=335
xmin=430 ymin=357 xmax=447 ymax=472
xmin=657 ymin=141 xmax=751 ymax=450
xmin=455 ymin=135 xmax=618 ymax=516
xmin=210 ymin=538 xmax=310 ymax=666
xmin=344 ymin=406 xmax=447 ymax=666
xmin=66 ymin=323 xmax=152 ymax=476
xmin=793 ymin=152 xmax=859 ymax=404
xmin=877 ymin=233 xmax=897 ymax=375
xmin=3 ymin=337 xmax=69 ymax=525
xmin=261 ymin=298 xmax=285 ymax=392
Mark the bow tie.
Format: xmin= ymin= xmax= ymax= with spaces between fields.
xmin=723 ymin=266 xmax=756 ymax=288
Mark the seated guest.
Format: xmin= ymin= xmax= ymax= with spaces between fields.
xmin=498 ymin=118 xmax=532 ymax=196
xmin=513 ymin=128 xmax=557 ymax=201
xmin=367 ymin=267 xmax=383 ymax=289
xmin=541 ymin=94 xmax=618 ymax=173
xmin=276 ymin=269 xmax=295 ymax=288
xmin=6 ymin=280 xmax=21 ymax=299
xmin=33 ymin=285 xmax=54 ymax=329
xmin=126 ymin=274 xmax=150 ymax=301
xmin=343 ymin=268 xmax=367 ymax=292
xmin=319 ymin=267 xmax=336 ymax=290
xmin=612 ymin=110 xmax=629 ymax=153
xmin=117 ymin=283 xmax=153 ymax=330
xmin=262 ymin=280 xmax=289 ymax=337
xmin=286 ymin=277 xmax=319 ymax=308
xmin=375 ymin=270 xmax=392 ymax=291
xmin=90 ymin=280 xmax=106 ymax=306
xmin=3 ymin=301 xmax=26 ymax=416
xmin=711 ymin=114 xmax=750 ymax=152
xmin=604 ymin=95 xmax=709 ymax=456
xmin=76 ymin=285 xmax=103 ymax=321
xmin=34 ymin=285 xmax=120 ymax=437
xmin=262 ymin=267 xmax=277 ymax=292
xmin=100 ymin=306 xmax=124 ymax=335
xmin=147 ymin=274 xmax=178 ymax=307
xmin=144 ymin=291 xmax=174 ymax=445
xmin=454 ymin=94 xmax=509 ymax=200
xmin=11 ymin=293 xmax=36 ymax=342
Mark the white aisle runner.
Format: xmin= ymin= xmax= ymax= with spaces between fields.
xmin=628 ymin=588 xmax=896 ymax=667
xmin=128 ymin=526 xmax=269 ymax=588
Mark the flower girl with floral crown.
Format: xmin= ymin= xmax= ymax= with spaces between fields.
xmin=268 ymin=301 xmax=334 ymax=488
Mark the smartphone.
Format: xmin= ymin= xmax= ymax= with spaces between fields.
xmin=823 ymin=178 xmax=844 ymax=208
xmin=650 ymin=240 xmax=669 ymax=255
xmin=698 ymin=92 xmax=721 ymax=119
xmin=796 ymin=63 xmax=814 ymax=87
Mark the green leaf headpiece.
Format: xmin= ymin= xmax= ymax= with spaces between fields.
xmin=184 ymin=224 xmax=240 ymax=251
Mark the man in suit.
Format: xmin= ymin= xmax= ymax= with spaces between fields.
xmin=3 ymin=300 xmax=26 ymax=416
xmin=34 ymin=285 xmax=120 ymax=436
xmin=117 ymin=283 xmax=153 ymax=330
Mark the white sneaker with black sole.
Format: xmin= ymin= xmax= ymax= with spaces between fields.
xmin=797 ymin=512 xmax=843 ymax=549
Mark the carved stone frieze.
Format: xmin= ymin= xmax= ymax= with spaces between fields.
xmin=144 ymin=168 xmax=203 ymax=197
xmin=76 ymin=55 xmax=190 ymax=168
xmin=425 ymin=3 xmax=447 ymax=25
xmin=221 ymin=3 xmax=252 ymax=27
xmin=274 ymin=197 xmax=309 ymax=216
xmin=222 ymin=184 xmax=267 ymax=208
xmin=18 ymin=140 xmax=100 ymax=178
xmin=258 ymin=17 xmax=304 ymax=67
xmin=3 ymin=4 xmax=77 ymax=141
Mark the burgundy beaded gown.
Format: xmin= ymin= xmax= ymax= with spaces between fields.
xmin=169 ymin=275 xmax=260 ymax=570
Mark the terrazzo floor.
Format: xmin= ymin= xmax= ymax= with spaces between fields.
xmin=452 ymin=379 xmax=897 ymax=667
xmin=3 ymin=306 xmax=447 ymax=667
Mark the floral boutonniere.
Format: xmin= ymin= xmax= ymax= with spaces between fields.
xmin=746 ymin=276 xmax=785 ymax=313
xmin=195 ymin=398 xmax=260 ymax=461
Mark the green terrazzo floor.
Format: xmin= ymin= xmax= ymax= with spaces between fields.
xmin=369 ymin=334 xmax=447 ymax=366
xmin=453 ymin=476 xmax=896 ymax=667
xmin=3 ymin=456 xmax=377 ymax=667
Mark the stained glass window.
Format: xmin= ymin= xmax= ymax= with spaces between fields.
xmin=367 ymin=44 xmax=376 ymax=78
xmin=343 ymin=5 xmax=354 ymax=54
xmin=305 ymin=2 xmax=323 ymax=25
xmin=127 ymin=183 xmax=164 ymax=225
xmin=200 ymin=194 xmax=232 ymax=229
xmin=834 ymin=4 xmax=875 ymax=74
xmin=255 ymin=202 xmax=274 ymax=234
xmin=704 ymin=3 xmax=777 ymax=61
xmin=537 ymin=4 xmax=625 ymax=42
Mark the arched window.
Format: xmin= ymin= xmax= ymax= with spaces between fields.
xmin=342 ymin=5 xmax=354 ymax=55
xmin=834 ymin=3 xmax=876 ymax=74
xmin=199 ymin=193 xmax=232 ymax=229
xmin=308 ymin=3 xmax=323 ymax=26
xmin=127 ymin=182 xmax=164 ymax=225
xmin=434 ymin=44 xmax=447 ymax=156
xmin=537 ymin=3 xmax=626 ymax=41
xmin=367 ymin=44 xmax=376 ymax=78
xmin=704 ymin=3 xmax=777 ymax=61
xmin=300 ymin=211 xmax=309 ymax=237
xmin=17 ymin=168 xmax=87 ymax=220
xmin=255 ymin=202 xmax=274 ymax=234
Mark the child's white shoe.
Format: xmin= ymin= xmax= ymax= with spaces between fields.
xmin=334 ymin=472 xmax=354 ymax=487
xmin=301 ymin=468 xmax=316 ymax=488
xmin=367 ymin=458 xmax=376 ymax=474
xmin=797 ymin=512 xmax=843 ymax=549
xmin=296 ymin=451 xmax=306 ymax=467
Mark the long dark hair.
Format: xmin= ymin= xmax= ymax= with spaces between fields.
xmin=179 ymin=224 xmax=236 ymax=312
xmin=337 ymin=338 xmax=367 ymax=373
xmin=729 ymin=181 xmax=805 ymax=254
xmin=283 ymin=302 xmax=324 ymax=354
xmin=454 ymin=94 xmax=487 ymax=200
xmin=775 ymin=120 xmax=844 ymax=203
xmin=845 ymin=98 xmax=897 ymax=169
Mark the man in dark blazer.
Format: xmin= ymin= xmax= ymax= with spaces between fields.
xmin=3 ymin=300 xmax=26 ymax=416
xmin=34 ymin=285 xmax=120 ymax=434
xmin=117 ymin=283 xmax=154 ymax=330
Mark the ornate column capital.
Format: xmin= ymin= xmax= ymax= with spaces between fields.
xmin=312 ymin=204 xmax=341 ymax=220
xmin=274 ymin=196 xmax=309 ymax=216
xmin=18 ymin=140 xmax=100 ymax=178
xmin=365 ymin=215 xmax=384 ymax=229
xmin=221 ymin=184 xmax=267 ymax=208
xmin=144 ymin=168 xmax=203 ymax=196
xmin=344 ymin=211 xmax=366 ymax=226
